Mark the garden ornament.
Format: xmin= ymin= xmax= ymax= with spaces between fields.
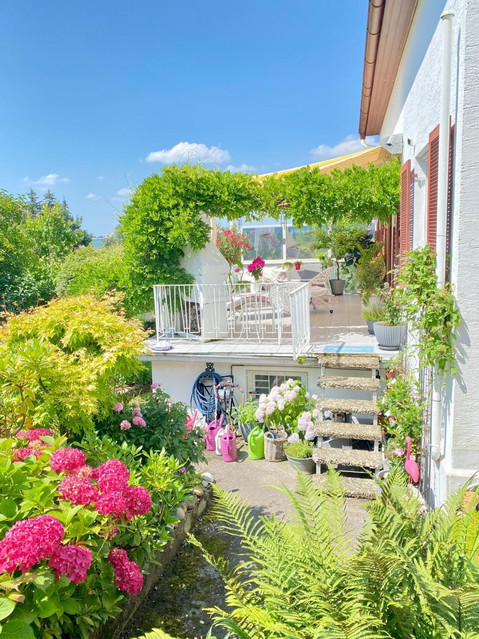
xmin=405 ymin=436 xmax=419 ymax=483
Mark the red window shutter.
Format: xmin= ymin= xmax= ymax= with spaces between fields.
xmin=446 ymin=123 xmax=454 ymax=280
xmin=399 ymin=160 xmax=411 ymax=261
xmin=427 ymin=125 xmax=440 ymax=251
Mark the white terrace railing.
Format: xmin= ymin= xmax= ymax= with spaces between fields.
xmin=153 ymin=281 xmax=311 ymax=357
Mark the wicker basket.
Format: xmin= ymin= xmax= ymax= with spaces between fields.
xmin=264 ymin=428 xmax=287 ymax=462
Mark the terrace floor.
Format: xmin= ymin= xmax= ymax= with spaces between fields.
xmin=143 ymin=294 xmax=393 ymax=364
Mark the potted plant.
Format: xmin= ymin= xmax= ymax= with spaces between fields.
xmin=284 ymin=439 xmax=315 ymax=474
xmin=314 ymin=221 xmax=369 ymax=296
xmin=294 ymin=260 xmax=302 ymax=271
xmin=232 ymin=397 xmax=258 ymax=441
xmin=362 ymin=302 xmax=386 ymax=335
xmin=373 ymin=285 xmax=407 ymax=350
xmin=384 ymin=354 xmax=403 ymax=380
xmin=356 ymin=243 xmax=386 ymax=305
xmin=255 ymin=380 xmax=312 ymax=462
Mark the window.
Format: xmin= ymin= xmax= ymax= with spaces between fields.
xmin=246 ymin=370 xmax=308 ymax=398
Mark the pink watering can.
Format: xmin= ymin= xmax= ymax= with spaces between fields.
xmin=221 ymin=423 xmax=237 ymax=462
xmin=206 ymin=413 xmax=224 ymax=451
xmin=404 ymin=436 xmax=419 ymax=483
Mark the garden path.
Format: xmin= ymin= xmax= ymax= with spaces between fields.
xmin=124 ymin=441 xmax=369 ymax=639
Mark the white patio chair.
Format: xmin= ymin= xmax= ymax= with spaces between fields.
xmin=309 ymin=266 xmax=334 ymax=313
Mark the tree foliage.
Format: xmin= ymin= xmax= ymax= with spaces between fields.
xmin=119 ymin=164 xmax=263 ymax=313
xmin=261 ymin=157 xmax=401 ymax=228
xmin=0 ymin=191 xmax=92 ymax=313
xmin=55 ymin=243 xmax=128 ymax=301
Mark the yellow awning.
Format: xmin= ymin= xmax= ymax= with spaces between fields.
xmin=258 ymin=145 xmax=393 ymax=179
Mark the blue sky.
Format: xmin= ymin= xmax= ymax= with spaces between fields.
xmin=0 ymin=1 xmax=371 ymax=236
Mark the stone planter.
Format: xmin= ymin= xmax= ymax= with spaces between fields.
xmin=373 ymin=322 xmax=407 ymax=350
xmin=330 ymin=279 xmax=345 ymax=296
xmin=286 ymin=454 xmax=315 ymax=474
xmin=366 ymin=320 xmax=375 ymax=335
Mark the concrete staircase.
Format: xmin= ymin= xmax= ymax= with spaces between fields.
xmin=312 ymin=353 xmax=384 ymax=500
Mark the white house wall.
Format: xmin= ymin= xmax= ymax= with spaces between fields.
xmin=379 ymin=0 xmax=479 ymax=504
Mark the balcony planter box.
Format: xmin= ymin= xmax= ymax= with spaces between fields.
xmin=373 ymin=322 xmax=407 ymax=351
xmin=330 ymin=279 xmax=345 ymax=296
xmin=286 ymin=454 xmax=315 ymax=474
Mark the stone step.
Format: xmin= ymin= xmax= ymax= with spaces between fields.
xmin=316 ymin=398 xmax=380 ymax=415
xmin=314 ymin=421 xmax=382 ymax=441
xmin=313 ymin=447 xmax=383 ymax=470
xmin=316 ymin=353 xmax=381 ymax=370
xmin=317 ymin=376 xmax=381 ymax=392
xmin=314 ymin=474 xmax=377 ymax=500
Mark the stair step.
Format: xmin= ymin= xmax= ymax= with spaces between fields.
xmin=316 ymin=353 xmax=381 ymax=370
xmin=316 ymin=398 xmax=380 ymax=415
xmin=314 ymin=421 xmax=382 ymax=441
xmin=317 ymin=376 xmax=381 ymax=392
xmin=313 ymin=447 xmax=383 ymax=470
xmin=314 ymin=474 xmax=377 ymax=500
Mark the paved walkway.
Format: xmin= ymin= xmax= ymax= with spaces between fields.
xmin=197 ymin=439 xmax=369 ymax=539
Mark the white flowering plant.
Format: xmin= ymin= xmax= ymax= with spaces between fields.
xmin=255 ymin=379 xmax=313 ymax=434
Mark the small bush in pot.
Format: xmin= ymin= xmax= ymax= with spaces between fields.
xmin=231 ymin=397 xmax=258 ymax=440
xmin=361 ymin=302 xmax=385 ymax=334
xmin=373 ymin=285 xmax=407 ymax=350
xmin=284 ymin=439 xmax=315 ymax=474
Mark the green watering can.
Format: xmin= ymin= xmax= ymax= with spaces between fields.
xmin=247 ymin=426 xmax=264 ymax=460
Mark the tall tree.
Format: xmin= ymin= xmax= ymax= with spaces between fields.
xmin=26 ymin=188 xmax=41 ymax=217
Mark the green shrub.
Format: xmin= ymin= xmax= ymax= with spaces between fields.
xmin=0 ymin=433 xmax=189 ymax=638
xmin=0 ymin=296 xmax=147 ymax=436
xmin=283 ymin=439 xmax=313 ymax=458
xmin=362 ymin=303 xmax=386 ymax=322
xmin=93 ymin=387 xmax=206 ymax=472
xmin=192 ymin=471 xmax=479 ymax=638
xmin=55 ymin=244 xmax=128 ymax=303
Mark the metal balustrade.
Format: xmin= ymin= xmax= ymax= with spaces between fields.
xmin=153 ymin=281 xmax=310 ymax=354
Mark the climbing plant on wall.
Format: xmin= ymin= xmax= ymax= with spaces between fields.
xmin=119 ymin=165 xmax=263 ymax=314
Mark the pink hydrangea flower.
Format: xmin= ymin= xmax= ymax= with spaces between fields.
xmin=123 ymin=486 xmax=152 ymax=521
xmin=178 ymin=467 xmax=186 ymax=474
xmin=111 ymin=556 xmax=143 ymax=595
xmin=150 ymin=383 xmax=159 ymax=390
xmin=58 ymin=475 xmax=99 ymax=506
xmin=120 ymin=420 xmax=132 ymax=431
xmin=49 ymin=545 xmax=93 ymax=584
xmin=70 ymin=464 xmax=94 ymax=478
xmin=132 ymin=416 xmax=146 ymax=428
xmin=113 ymin=403 xmax=124 ymax=413
xmin=108 ymin=547 xmax=129 ymax=568
xmin=15 ymin=428 xmax=53 ymax=442
xmin=96 ymin=459 xmax=130 ymax=493
xmin=13 ymin=448 xmax=34 ymax=462
xmin=0 ymin=515 xmax=64 ymax=573
xmin=50 ymin=448 xmax=86 ymax=473
xmin=96 ymin=491 xmax=127 ymax=519
xmin=132 ymin=406 xmax=142 ymax=416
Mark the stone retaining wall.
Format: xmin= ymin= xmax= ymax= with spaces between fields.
xmin=91 ymin=474 xmax=214 ymax=639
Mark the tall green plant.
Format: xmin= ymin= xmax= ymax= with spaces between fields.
xmin=396 ymin=246 xmax=460 ymax=374
xmin=190 ymin=471 xmax=479 ymax=638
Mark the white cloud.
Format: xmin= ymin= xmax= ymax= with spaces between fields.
xmin=30 ymin=173 xmax=70 ymax=186
xmin=225 ymin=163 xmax=256 ymax=173
xmin=116 ymin=187 xmax=133 ymax=198
xmin=310 ymin=135 xmax=376 ymax=161
xmin=145 ymin=142 xmax=231 ymax=165
xmin=97 ymin=175 xmax=104 ymax=181
xmin=86 ymin=193 xmax=100 ymax=201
